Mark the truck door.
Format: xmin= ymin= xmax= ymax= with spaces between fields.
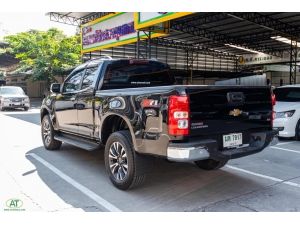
xmin=54 ymin=69 xmax=85 ymax=133
xmin=77 ymin=66 xmax=100 ymax=137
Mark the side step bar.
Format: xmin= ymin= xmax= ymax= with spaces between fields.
xmin=54 ymin=133 xmax=100 ymax=151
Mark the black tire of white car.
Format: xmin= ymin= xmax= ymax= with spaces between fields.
xmin=296 ymin=120 xmax=300 ymax=141
xmin=104 ymin=130 xmax=148 ymax=190
xmin=41 ymin=114 xmax=62 ymax=150
xmin=194 ymin=159 xmax=228 ymax=170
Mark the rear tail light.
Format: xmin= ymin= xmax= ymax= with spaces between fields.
xmin=168 ymin=95 xmax=190 ymax=136
xmin=271 ymin=94 xmax=276 ymax=106
xmin=271 ymin=93 xmax=276 ymax=128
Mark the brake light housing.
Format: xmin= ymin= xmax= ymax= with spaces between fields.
xmin=168 ymin=95 xmax=190 ymax=136
xmin=271 ymin=93 xmax=276 ymax=127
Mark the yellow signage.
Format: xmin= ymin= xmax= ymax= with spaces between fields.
xmin=134 ymin=12 xmax=194 ymax=30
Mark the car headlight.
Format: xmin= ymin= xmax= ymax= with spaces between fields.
xmin=23 ymin=97 xmax=30 ymax=102
xmin=275 ymin=110 xmax=295 ymax=118
xmin=2 ymin=97 xmax=10 ymax=102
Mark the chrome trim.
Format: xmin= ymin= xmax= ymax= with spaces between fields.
xmin=167 ymin=146 xmax=210 ymax=162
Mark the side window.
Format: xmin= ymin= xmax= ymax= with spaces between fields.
xmin=63 ymin=70 xmax=84 ymax=92
xmin=81 ymin=67 xmax=98 ymax=90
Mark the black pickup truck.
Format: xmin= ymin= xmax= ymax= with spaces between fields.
xmin=40 ymin=58 xmax=277 ymax=190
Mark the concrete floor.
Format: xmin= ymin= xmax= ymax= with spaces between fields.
xmin=1 ymin=106 xmax=300 ymax=212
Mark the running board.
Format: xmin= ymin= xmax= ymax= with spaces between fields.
xmin=54 ymin=133 xmax=99 ymax=151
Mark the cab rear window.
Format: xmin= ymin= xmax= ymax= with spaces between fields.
xmin=102 ymin=60 xmax=175 ymax=89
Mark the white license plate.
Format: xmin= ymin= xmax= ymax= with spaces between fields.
xmin=13 ymin=102 xmax=21 ymax=106
xmin=223 ymin=133 xmax=243 ymax=148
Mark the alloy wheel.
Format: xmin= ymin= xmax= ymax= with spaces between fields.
xmin=108 ymin=141 xmax=128 ymax=181
xmin=42 ymin=119 xmax=51 ymax=146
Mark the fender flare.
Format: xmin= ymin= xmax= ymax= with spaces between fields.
xmin=100 ymin=113 xmax=138 ymax=150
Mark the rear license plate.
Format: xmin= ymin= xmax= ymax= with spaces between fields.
xmin=223 ymin=133 xmax=243 ymax=148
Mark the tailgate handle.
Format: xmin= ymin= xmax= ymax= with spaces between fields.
xmin=227 ymin=92 xmax=245 ymax=105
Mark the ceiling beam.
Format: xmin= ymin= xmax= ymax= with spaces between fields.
xmin=49 ymin=12 xmax=80 ymax=26
xmin=227 ymin=12 xmax=300 ymax=40
xmin=151 ymin=37 xmax=238 ymax=60
xmin=171 ymin=19 xmax=284 ymax=57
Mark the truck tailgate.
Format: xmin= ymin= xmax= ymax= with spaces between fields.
xmin=186 ymin=86 xmax=272 ymax=137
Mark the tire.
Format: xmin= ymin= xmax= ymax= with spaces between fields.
xmin=104 ymin=130 xmax=148 ymax=190
xmin=295 ymin=120 xmax=300 ymax=141
xmin=195 ymin=159 xmax=228 ymax=170
xmin=24 ymin=107 xmax=29 ymax=111
xmin=41 ymin=114 xmax=62 ymax=150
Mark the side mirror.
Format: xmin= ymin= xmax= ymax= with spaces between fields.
xmin=50 ymin=83 xmax=61 ymax=93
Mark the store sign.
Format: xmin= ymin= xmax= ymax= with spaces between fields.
xmin=134 ymin=12 xmax=193 ymax=30
xmin=240 ymin=52 xmax=300 ymax=65
xmin=81 ymin=12 xmax=165 ymax=53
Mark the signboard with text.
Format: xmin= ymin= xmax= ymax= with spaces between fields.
xmin=134 ymin=12 xmax=193 ymax=30
xmin=81 ymin=12 xmax=165 ymax=53
xmin=239 ymin=52 xmax=300 ymax=65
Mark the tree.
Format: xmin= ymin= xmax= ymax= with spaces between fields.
xmin=3 ymin=28 xmax=81 ymax=86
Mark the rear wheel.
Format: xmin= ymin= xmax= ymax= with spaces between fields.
xmin=41 ymin=114 xmax=62 ymax=150
xmin=104 ymin=130 xmax=148 ymax=190
xmin=195 ymin=159 xmax=228 ymax=170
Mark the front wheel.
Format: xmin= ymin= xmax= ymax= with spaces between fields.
xmin=24 ymin=107 xmax=29 ymax=111
xmin=41 ymin=114 xmax=62 ymax=150
xmin=104 ymin=130 xmax=148 ymax=190
xmin=195 ymin=159 xmax=228 ymax=170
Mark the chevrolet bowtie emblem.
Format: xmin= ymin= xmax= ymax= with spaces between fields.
xmin=229 ymin=109 xmax=243 ymax=116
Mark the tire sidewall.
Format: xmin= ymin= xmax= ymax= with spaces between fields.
xmin=104 ymin=131 xmax=135 ymax=190
xmin=41 ymin=115 xmax=56 ymax=149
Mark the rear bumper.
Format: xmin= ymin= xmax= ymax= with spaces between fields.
xmin=273 ymin=117 xmax=297 ymax=138
xmin=167 ymin=130 xmax=278 ymax=162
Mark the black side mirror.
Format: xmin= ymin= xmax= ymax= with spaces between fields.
xmin=50 ymin=83 xmax=61 ymax=93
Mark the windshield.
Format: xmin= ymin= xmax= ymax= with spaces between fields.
xmin=0 ymin=87 xmax=25 ymax=95
xmin=274 ymin=87 xmax=300 ymax=102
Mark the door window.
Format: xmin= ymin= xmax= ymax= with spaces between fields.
xmin=63 ymin=70 xmax=85 ymax=92
xmin=81 ymin=67 xmax=98 ymax=90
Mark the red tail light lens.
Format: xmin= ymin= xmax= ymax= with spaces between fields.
xmin=272 ymin=94 xmax=276 ymax=106
xmin=168 ymin=95 xmax=190 ymax=136
xmin=271 ymin=93 xmax=276 ymax=128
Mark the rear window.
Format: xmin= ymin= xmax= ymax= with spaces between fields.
xmin=102 ymin=60 xmax=175 ymax=89
xmin=274 ymin=87 xmax=300 ymax=102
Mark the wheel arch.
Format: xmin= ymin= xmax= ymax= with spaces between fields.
xmin=40 ymin=107 xmax=50 ymax=122
xmin=100 ymin=113 xmax=138 ymax=150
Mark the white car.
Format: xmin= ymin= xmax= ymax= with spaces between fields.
xmin=0 ymin=86 xmax=30 ymax=111
xmin=273 ymin=85 xmax=300 ymax=140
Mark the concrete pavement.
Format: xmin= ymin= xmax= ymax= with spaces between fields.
xmin=1 ymin=108 xmax=300 ymax=212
